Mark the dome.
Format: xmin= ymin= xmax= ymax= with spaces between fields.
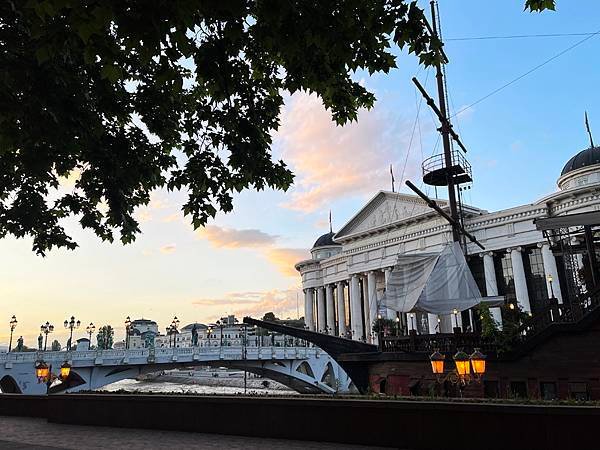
xmin=561 ymin=146 xmax=600 ymax=176
xmin=181 ymin=323 xmax=207 ymax=331
xmin=312 ymin=232 xmax=339 ymax=249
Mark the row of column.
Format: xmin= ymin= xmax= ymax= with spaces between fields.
xmin=304 ymin=268 xmax=392 ymax=342
xmin=304 ymin=242 xmax=563 ymax=338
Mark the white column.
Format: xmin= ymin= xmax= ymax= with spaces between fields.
xmin=325 ymin=284 xmax=335 ymax=334
xmin=540 ymin=243 xmax=563 ymax=304
xmin=316 ymin=287 xmax=326 ymax=333
xmin=367 ymin=271 xmax=378 ymax=341
xmin=384 ymin=267 xmax=393 ymax=319
xmin=482 ymin=252 xmax=503 ymax=329
xmin=304 ymin=288 xmax=315 ymax=331
xmin=510 ymin=248 xmax=532 ymax=313
xmin=350 ymin=275 xmax=363 ymax=341
xmin=427 ymin=313 xmax=439 ymax=334
xmin=361 ymin=275 xmax=370 ymax=342
xmin=336 ymin=281 xmax=347 ymax=337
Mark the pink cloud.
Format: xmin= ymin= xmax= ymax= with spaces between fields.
xmin=263 ymin=248 xmax=310 ymax=277
xmin=159 ymin=244 xmax=177 ymax=254
xmin=193 ymin=289 xmax=302 ymax=320
xmin=197 ymin=225 xmax=278 ymax=249
xmin=277 ymin=93 xmax=425 ymax=212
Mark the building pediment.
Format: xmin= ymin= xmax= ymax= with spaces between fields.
xmin=335 ymin=191 xmax=447 ymax=240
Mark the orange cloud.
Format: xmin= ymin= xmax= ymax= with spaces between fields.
xmin=263 ymin=248 xmax=310 ymax=277
xmin=197 ymin=225 xmax=278 ymax=248
xmin=277 ymin=93 xmax=425 ymax=212
xmin=193 ymin=289 xmax=302 ymax=320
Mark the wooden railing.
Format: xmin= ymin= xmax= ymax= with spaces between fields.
xmin=380 ymin=332 xmax=496 ymax=355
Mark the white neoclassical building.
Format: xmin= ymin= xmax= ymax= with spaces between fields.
xmin=295 ymin=145 xmax=600 ymax=342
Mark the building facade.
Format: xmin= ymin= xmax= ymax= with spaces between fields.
xmin=296 ymin=146 xmax=600 ymax=342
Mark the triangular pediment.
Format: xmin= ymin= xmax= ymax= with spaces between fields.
xmin=335 ymin=191 xmax=447 ymax=240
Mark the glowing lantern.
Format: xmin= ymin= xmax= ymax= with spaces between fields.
xmin=470 ymin=348 xmax=486 ymax=376
xmin=429 ymin=350 xmax=445 ymax=375
xmin=60 ymin=362 xmax=72 ymax=380
xmin=453 ymin=350 xmax=471 ymax=377
xmin=35 ymin=361 xmax=49 ymax=381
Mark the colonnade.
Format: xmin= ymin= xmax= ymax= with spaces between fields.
xmin=303 ymin=243 xmax=563 ymax=341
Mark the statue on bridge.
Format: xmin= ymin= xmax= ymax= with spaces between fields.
xmin=66 ymin=337 xmax=72 ymax=351
xmin=16 ymin=336 xmax=24 ymax=352
xmin=37 ymin=333 xmax=43 ymax=351
xmin=191 ymin=324 xmax=198 ymax=346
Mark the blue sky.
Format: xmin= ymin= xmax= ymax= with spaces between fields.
xmin=2 ymin=1 xmax=600 ymax=346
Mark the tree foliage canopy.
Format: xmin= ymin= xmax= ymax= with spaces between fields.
xmin=1 ymin=0 xmax=554 ymax=254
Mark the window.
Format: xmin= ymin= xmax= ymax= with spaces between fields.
xmin=494 ymin=253 xmax=516 ymax=304
xmin=468 ymin=256 xmax=487 ymax=296
xmin=568 ymin=382 xmax=589 ymax=400
xmin=540 ymin=382 xmax=557 ymax=400
xmin=523 ymin=247 xmax=549 ymax=314
xmin=510 ymin=381 xmax=527 ymax=398
xmin=484 ymin=380 xmax=499 ymax=398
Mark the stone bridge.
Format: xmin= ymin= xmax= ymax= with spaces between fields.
xmin=0 ymin=346 xmax=354 ymax=395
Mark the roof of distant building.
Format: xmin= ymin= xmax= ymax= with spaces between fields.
xmin=181 ymin=323 xmax=208 ymax=331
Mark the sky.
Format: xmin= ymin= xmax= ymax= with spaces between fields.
xmin=2 ymin=0 xmax=600 ymax=347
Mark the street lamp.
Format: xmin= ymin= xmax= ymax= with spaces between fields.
xmin=35 ymin=361 xmax=50 ymax=381
xmin=453 ymin=350 xmax=471 ymax=379
xmin=429 ymin=349 xmax=445 ymax=375
xmin=216 ymin=320 xmax=224 ymax=347
xmin=86 ymin=322 xmax=95 ymax=342
xmin=40 ymin=322 xmax=54 ymax=351
xmin=64 ymin=316 xmax=81 ymax=350
xmin=60 ymin=361 xmax=72 ymax=380
xmin=547 ymin=274 xmax=555 ymax=298
xmin=207 ymin=326 xmax=213 ymax=347
xmin=470 ymin=348 xmax=487 ymax=377
xmin=395 ymin=316 xmax=400 ymax=336
xmin=170 ymin=316 xmax=180 ymax=347
xmin=125 ymin=316 xmax=132 ymax=349
xmin=8 ymin=315 xmax=17 ymax=352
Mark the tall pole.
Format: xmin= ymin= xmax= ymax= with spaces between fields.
xmin=8 ymin=315 xmax=17 ymax=352
xmin=430 ymin=1 xmax=460 ymax=243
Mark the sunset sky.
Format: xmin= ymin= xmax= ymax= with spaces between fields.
xmin=2 ymin=0 xmax=600 ymax=347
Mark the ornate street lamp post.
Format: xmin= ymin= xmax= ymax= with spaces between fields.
xmin=216 ymin=320 xmax=224 ymax=346
xmin=64 ymin=316 xmax=81 ymax=350
xmin=86 ymin=322 xmax=95 ymax=343
xmin=40 ymin=322 xmax=54 ymax=351
xmin=170 ymin=316 xmax=180 ymax=348
xmin=8 ymin=315 xmax=17 ymax=352
xmin=428 ymin=348 xmax=487 ymax=390
xmin=206 ymin=326 xmax=213 ymax=347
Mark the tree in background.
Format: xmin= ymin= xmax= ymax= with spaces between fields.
xmin=0 ymin=1 xmax=554 ymax=255
xmin=50 ymin=339 xmax=61 ymax=351
xmin=96 ymin=325 xmax=114 ymax=350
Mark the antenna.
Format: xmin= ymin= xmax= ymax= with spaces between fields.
xmin=585 ymin=111 xmax=595 ymax=148
xmin=390 ymin=164 xmax=395 ymax=193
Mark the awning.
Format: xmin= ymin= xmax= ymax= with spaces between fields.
xmin=534 ymin=211 xmax=600 ymax=230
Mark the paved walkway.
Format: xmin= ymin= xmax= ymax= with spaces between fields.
xmin=0 ymin=416 xmax=386 ymax=449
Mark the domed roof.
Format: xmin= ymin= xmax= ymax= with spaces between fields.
xmin=312 ymin=232 xmax=339 ymax=249
xmin=181 ymin=323 xmax=207 ymax=331
xmin=561 ymin=146 xmax=600 ymax=176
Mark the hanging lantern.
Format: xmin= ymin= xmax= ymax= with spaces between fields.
xmin=453 ymin=350 xmax=471 ymax=377
xmin=470 ymin=349 xmax=487 ymax=376
xmin=35 ymin=361 xmax=49 ymax=381
xmin=429 ymin=350 xmax=445 ymax=375
xmin=60 ymin=362 xmax=72 ymax=380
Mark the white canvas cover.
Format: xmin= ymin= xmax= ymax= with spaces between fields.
xmin=381 ymin=242 xmax=488 ymax=315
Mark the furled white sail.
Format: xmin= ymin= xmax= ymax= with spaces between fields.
xmin=380 ymin=242 xmax=496 ymax=314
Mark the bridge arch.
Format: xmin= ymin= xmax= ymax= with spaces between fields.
xmin=320 ymin=362 xmax=335 ymax=388
xmin=296 ymin=361 xmax=315 ymax=378
xmin=0 ymin=375 xmax=21 ymax=394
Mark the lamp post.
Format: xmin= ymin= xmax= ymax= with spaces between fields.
xmin=428 ymin=348 xmax=487 ymax=391
xmin=547 ymin=274 xmax=555 ymax=298
xmin=8 ymin=315 xmax=17 ymax=352
xmin=40 ymin=322 xmax=54 ymax=351
xmin=86 ymin=322 xmax=95 ymax=343
xmin=239 ymin=324 xmax=248 ymax=394
xmin=64 ymin=316 xmax=81 ymax=350
xmin=124 ymin=316 xmax=132 ymax=349
xmin=170 ymin=316 xmax=180 ymax=348
xmin=216 ymin=320 xmax=224 ymax=347
xmin=206 ymin=326 xmax=213 ymax=347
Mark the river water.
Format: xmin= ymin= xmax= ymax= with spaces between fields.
xmin=99 ymin=378 xmax=298 ymax=396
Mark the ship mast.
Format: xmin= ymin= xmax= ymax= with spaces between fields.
xmin=430 ymin=1 xmax=460 ymax=243
xmin=408 ymin=1 xmax=480 ymax=250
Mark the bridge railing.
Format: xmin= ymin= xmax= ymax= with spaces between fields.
xmin=1 ymin=346 xmax=318 ymax=365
